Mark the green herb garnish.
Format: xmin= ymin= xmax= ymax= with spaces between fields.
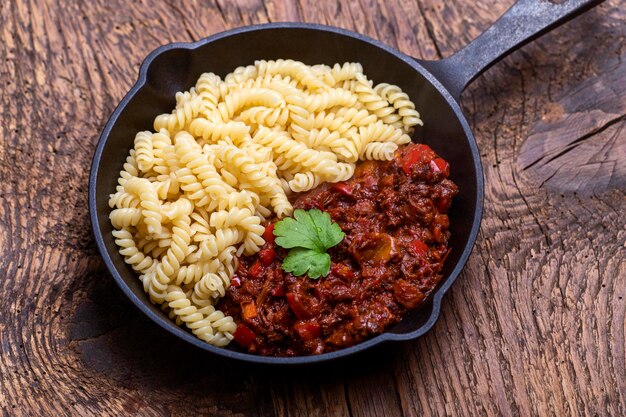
xmin=274 ymin=209 xmax=345 ymax=279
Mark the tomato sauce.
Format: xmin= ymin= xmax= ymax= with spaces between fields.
xmin=218 ymin=143 xmax=458 ymax=356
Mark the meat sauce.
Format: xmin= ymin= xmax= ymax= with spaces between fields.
xmin=218 ymin=143 xmax=458 ymax=356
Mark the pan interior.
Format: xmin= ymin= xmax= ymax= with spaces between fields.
xmin=93 ymin=26 xmax=480 ymax=357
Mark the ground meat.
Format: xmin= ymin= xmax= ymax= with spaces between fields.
xmin=217 ymin=143 xmax=458 ymax=356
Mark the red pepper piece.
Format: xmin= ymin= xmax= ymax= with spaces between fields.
xmin=262 ymin=223 xmax=275 ymax=245
xmin=258 ymin=247 xmax=276 ymax=266
xmin=435 ymin=197 xmax=451 ymax=213
xmin=429 ymin=158 xmax=450 ymax=176
xmin=286 ymin=292 xmax=310 ymax=320
xmin=249 ymin=260 xmax=263 ymax=279
xmin=331 ymin=182 xmax=353 ymax=196
xmin=401 ymin=144 xmax=436 ymax=175
xmin=294 ymin=321 xmax=321 ymax=340
xmin=410 ymin=239 xmax=429 ymax=257
xmin=230 ymin=275 xmax=242 ymax=288
xmin=233 ymin=324 xmax=256 ymax=349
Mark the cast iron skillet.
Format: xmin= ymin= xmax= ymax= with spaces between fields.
xmin=89 ymin=0 xmax=603 ymax=364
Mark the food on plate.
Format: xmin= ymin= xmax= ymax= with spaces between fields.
xmin=107 ymin=59 xmax=449 ymax=352
xmin=219 ymin=143 xmax=457 ymax=355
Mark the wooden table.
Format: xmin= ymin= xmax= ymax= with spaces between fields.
xmin=1 ymin=0 xmax=624 ymax=416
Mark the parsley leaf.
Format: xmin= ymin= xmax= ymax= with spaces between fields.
xmin=281 ymin=248 xmax=331 ymax=279
xmin=274 ymin=209 xmax=345 ymax=279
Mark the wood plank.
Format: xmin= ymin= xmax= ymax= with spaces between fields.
xmin=0 ymin=0 xmax=624 ymax=416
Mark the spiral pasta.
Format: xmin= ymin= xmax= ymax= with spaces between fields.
xmin=330 ymin=62 xmax=364 ymax=85
xmin=134 ymin=131 xmax=154 ymax=172
xmin=213 ymin=88 xmax=284 ymax=122
xmin=355 ymin=74 xmax=403 ymax=128
xmin=362 ymin=141 xmax=398 ymax=161
xmin=189 ymin=118 xmax=250 ymax=146
xmin=374 ymin=83 xmax=423 ymax=132
xmin=255 ymin=59 xmax=327 ymax=90
xmin=304 ymin=88 xmax=358 ymax=113
xmin=165 ymin=285 xmax=234 ymax=346
xmin=109 ymin=60 xmax=422 ymax=347
xmin=195 ymin=72 xmax=222 ymax=115
xmin=154 ymin=89 xmax=203 ymax=134
xmin=124 ymin=177 xmax=162 ymax=234
xmin=110 ymin=207 xmax=143 ymax=229
xmin=289 ymin=172 xmax=322 ymax=193
xmin=108 ymin=190 xmax=140 ymax=209
xmin=113 ymin=228 xmax=154 ymax=273
xmin=238 ymin=106 xmax=290 ymax=128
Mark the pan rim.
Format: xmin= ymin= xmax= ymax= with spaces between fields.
xmin=89 ymin=22 xmax=484 ymax=365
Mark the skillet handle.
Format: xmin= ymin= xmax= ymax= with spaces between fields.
xmin=416 ymin=0 xmax=604 ymax=101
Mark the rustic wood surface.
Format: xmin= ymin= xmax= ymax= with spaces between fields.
xmin=0 ymin=0 xmax=624 ymax=416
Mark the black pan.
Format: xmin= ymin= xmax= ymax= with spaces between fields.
xmin=89 ymin=0 xmax=603 ymax=365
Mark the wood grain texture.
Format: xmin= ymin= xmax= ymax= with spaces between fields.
xmin=0 ymin=0 xmax=624 ymax=416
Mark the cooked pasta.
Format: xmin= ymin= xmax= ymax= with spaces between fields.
xmin=355 ymin=74 xmax=402 ymax=128
xmin=374 ymin=83 xmax=423 ymax=132
xmin=289 ymin=172 xmax=322 ymax=193
xmin=362 ymin=141 xmax=399 ymax=161
xmin=109 ymin=59 xmax=422 ymax=347
xmin=134 ymin=131 xmax=155 ymax=172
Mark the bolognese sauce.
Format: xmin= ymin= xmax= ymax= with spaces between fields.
xmin=218 ymin=143 xmax=458 ymax=356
